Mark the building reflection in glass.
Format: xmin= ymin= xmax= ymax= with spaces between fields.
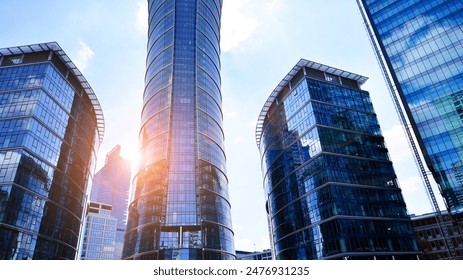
xmin=123 ymin=0 xmax=235 ymax=260
xmin=0 ymin=42 xmax=104 ymax=259
xmin=359 ymin=0 xmax=463 ymax=223
xmin=256 ymin=59 xmax=420 ymax=260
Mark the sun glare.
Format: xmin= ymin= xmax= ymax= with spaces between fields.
xmin=120 ymin=146 xmax=140 ymax=173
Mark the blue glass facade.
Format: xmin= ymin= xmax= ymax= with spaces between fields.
xmin=0 ymin=43 xmax=104 ymax=259
xmin=256 ymin=60 xmax=419 ymax=260
xmin=359 ymin=0 xmax=463 ymax=222
xmin=123 ymin=0 xmax=235 ymax=259
xmin=88 ymin=145 xmax=131 ymax=259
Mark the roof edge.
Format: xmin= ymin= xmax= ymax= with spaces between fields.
xmin=255 ymin=59 xmax=368 ymax=149
xmin=0 ymin=42 xmax=105 ymax=144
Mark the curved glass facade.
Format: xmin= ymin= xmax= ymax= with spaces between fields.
xmin=123 ymin=0 xmax=235 ymax=260
xmin=256 ymin=60 xmax=419 ymax=260
xmin=359 ymin=0 xmax=463 ymax=222
xmin=0 ymin=43 xmax=104 ymax=259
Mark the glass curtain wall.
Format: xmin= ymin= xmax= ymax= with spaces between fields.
xmin=123 ymin=0 xmax=235 ymax=260
xmin=256 ymin=60 xmax=419 ymax=259
xmin=0 ymin=43 xmax=104 ymax=260
xmin=359 ymin=0 xmax=463 ymax=222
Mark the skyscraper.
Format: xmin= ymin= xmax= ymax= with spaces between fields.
xmin=357 ymin=0 xmax=463 ymax=223
xmin=0 ymin=42 xmax=104 ymax=259
xmin=123 ymin=0 xmax=235 ymax=260
xmin=85 ymin=145 xmax=131 ymax=259
xmin=255 ymin=59 xmax=419 ymax=260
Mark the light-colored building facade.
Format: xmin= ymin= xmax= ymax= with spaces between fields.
xmin=80 ymin=202 xmax=117 ymax=260
xmin=236 ymin=250 xmax=273 ymax=260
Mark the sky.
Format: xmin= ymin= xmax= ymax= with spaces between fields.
xmin=0 ymin=0 xmax=447 ymax=252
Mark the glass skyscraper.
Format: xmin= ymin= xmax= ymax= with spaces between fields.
xmin=86 ymin=145 xmax=131 ymax=259
xmin=0 ymin=42 xmax=104 ymax=259
xmin=358 ymin=0 xmax=463 ymax=222
xmin=123 ymin=0 xmax=235 ymax=259
xmin=256 ymin=59 xmax=419 ymax=260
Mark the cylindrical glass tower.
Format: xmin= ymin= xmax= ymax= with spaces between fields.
xmin=123 ymin=0 xmax=235 ymax=260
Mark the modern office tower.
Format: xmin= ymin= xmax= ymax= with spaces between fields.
xmin=88 ymin=145 xmax=131 ymax=259
xmin=123 ymin=0 xmax=235 ymax=260
xmin=255 ymin=59 xmax=420 ymax=260
xmin=357 ymin=0 xmax=463 ymax=223
xmin=411 ymin=211 xmax=463 ymax=259
xmin=80 ymin=202 xmax=118 ymax=260
xmin=0 ymin=42 xmax=104 ymax=259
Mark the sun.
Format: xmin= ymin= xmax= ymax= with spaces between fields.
xmin=120 ymin=146 xmax=140 ymax=173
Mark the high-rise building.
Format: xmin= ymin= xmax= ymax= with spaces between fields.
xmin=0 ymin=42 xmax=104 ymax=259
xmin=79 ymin=202 xmax=118 ymax=260
xmin=255 ymin=59 xmax=420 ymax=260
xmin=357 ymin=0 xmax=463 ymax=223
xmin=83 ymin=145 xmax=131 ymax=260
xmin=123 ymin=0 xmax=235 ymax=260
xmin=411 ymin=211 xmax=463 ymax=259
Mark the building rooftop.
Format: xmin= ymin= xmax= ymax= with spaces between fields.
xmin=410 ymin=210 xmax=450 ymax=220
xmin=0 ymin=42 xmax=105 ymax=144
xmin=255 ymin=59 xmax=368 ymax=148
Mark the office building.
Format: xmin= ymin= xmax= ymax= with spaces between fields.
xmin=236 ymin=250 xmax=273 ymax=260
xmin=411 ymin=211 xmax=463 ymax=259
xmin=255 ymin=59 xmax=420 ymax=260
xmin=82 ymin=145 xmax=131 ymax=260
xmin=123 ymin=0 xmax=235 ymax=259
xmin=358 ymin=0 xmax=463 ymax=222
xmin=90 ymin=145 xmax=131 ymax=259
xmin=80 ymin=202 xmax=118 ymax=260
xmin=0 ymin=42 xmax=104 ymax=259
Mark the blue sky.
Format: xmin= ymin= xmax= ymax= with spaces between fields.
xmin=0 ymin=0 xmax=445 ymax=252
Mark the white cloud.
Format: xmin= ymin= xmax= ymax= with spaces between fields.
xmin=225 ymin=110 xmax=239 ymax=120
xmin=266 ymin=0 xmax=282 ymax=13
xmin=382 ymin=124 xmax=414 ymax=163
xmin=135 ymin=2 xmax=148 ymax=32
xmin=74 ymin=40 xmax=94 ymax=72
xmin=221 ymin=0 xmax=283 ymax=52
xmin=398 ymin=175 xmax=422 ymax=195
xmin=221 ymin=0 xmax=258 ymax=52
